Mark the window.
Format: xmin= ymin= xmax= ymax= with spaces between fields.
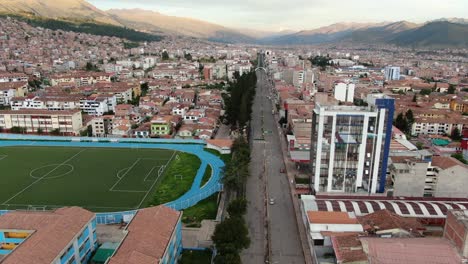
xmin=314 ymin=239 xmax=324 ymax=246
xmin=67 ymin=256 xmax=75 ymax=264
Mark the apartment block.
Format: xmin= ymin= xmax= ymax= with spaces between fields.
xmin=411 ymin=116 xmax=467 ymax=136
xmin=310 ymin=94 xmax=394 ymax=194
xmin=390 ymin=156 xmax=468 ymax=198
xmin=0 ymin=110 xmax=83 ymax=135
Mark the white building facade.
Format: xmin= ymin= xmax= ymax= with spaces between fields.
xmin=333 ymin=82 xmax=355 ymax=103
xmin=310 ymin=95 xmax=395 ymax=194
xmin=384 ymin=66 xmax=401 ymax=81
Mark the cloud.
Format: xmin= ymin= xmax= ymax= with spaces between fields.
xmin=88 ymin=0 xmax=468 ymax=31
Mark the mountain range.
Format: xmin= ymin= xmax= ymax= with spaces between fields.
xmin=1 ymin=0 xmax=468 ymax=48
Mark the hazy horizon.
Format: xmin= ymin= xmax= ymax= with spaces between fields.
xmin=88 ymin=0 xmax=468 ymax=31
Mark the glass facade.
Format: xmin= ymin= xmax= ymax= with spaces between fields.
xmin=310 ymin=96 xmax=394 ymax=194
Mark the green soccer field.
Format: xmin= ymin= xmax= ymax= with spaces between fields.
xmin=0 ymin=146 xmax=189 ymax=212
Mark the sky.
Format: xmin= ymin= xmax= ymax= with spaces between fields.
xmin=88 ymin=0 xmax=468 ymax=31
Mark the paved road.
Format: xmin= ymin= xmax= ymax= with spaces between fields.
xmin=242 ymin=59 xmax=305 ymax=264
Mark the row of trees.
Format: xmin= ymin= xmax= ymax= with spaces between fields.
xmin=222 ymin=136 xmax=251 ymax=196
xmin=212 ymin=198 xmax=250 ymax=264
xmin=224 ymin=71 xmax=257 ymax=129
xmin=213 ymin=68 xmax=257 ymax=263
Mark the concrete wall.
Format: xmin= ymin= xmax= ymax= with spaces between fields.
xmin=392 ymin=163 xmax=428 ymax=197
xmin=435 ymin=166 xmax=468 ymax=198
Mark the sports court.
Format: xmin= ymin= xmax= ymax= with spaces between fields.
xmin=0 ymin=146 xmax=182 ymax=212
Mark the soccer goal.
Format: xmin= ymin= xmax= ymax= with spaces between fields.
xmin=28 ymin=205 xmax=47 ymax=211
xmin=158 ymin=165 xmax=166 ymax=177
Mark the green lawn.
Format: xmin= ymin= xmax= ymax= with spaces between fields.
xmin=0 ymin=146 xmax=200 ymax=212
xmin=146 ymin=152 xmax=201 ymax=206
xmin=179 ymin=249 xmax=212 ymax=264
xmin=182 ymin=192 xmax=219 ymax=227
xmin=200 ymin=165 xmax=212 ymax=187
xmin=204 ymin=148 xmax=231 ymax=163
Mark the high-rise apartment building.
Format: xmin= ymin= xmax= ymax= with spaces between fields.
xmin=310 ymin=94 xmax=395 ymax=194
xmin=384 ymin=66 xmax=401 ymax=81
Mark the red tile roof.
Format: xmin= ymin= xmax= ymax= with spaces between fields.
xmin=331 ymin=234 xmax=368 ymax=263
xmin=307 ymin=211 xmax=359 ymax=224
xmin=108 ymin=206 xmax=181 ymax=264
xmin=360 ymin=237 xmax=462 ymax=264
xmin=206 ymin=139 xmax=233 ymax=148
xmin=0 ymin=207 xmax=94 ymax=264
xmin=432 ymin=156 xmax=467 ymax=169
xmin=358 ymin=209 xmax=424 ymax=234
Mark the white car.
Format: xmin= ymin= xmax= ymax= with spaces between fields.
xmin=269 ymin=198 xmax=275 ymax=205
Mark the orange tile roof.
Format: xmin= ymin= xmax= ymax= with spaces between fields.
xmin=206 ymin=139 xmax=233 ymax=148
xmin=108 ymin=206 xmax=181 ymax=264
xmin=357 ymin=209 xmax=424 ymax=234
xmin=0 ymin=207 xmax=94 ymax=264
xmin=360 ymin=237 xmax=462 ymax=264
xmin=432 ymin=156 xmax=467 ymax=169
xmin=307 ymin=211 xmax=359 ymax=224
xmin=331 ymin=234 xmax=368 ymax=263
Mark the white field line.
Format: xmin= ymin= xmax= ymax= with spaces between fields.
xmin=109 ymin=158 xmax=141 ymax=191
xmin=109 ymin=190 xmax=148 ymax=193
xmin=135 ymin=151 xmax=177 ymax=209
xmin=140 ymin=158 xmax=172 ymax=161
xmin=143 ymin=166 xmax=159 ymax=182
xmin=0 ymin=155 xmax=7 ymax=161
xmin=116 ymin=167 xmax=130 ymax=179
xmin=2 ymin=149 xmax=86 ymax=205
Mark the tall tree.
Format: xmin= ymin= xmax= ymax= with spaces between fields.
xmin=448 ymin=84 xmax=456 ymax=94
xmin=212 ymin=217 xmax=250 ymax=261
xmin=405 ymin=109 xmax=414 ymax=125
xmin=227 ymin=198 xmax=247 ymax=217
xmin=394 ymin=113 xmax=408 ymax=133
xmin=162 ymin=51 xmax=169 ymax=60
xmin=451 ymin=127 xmax=461 ymax=141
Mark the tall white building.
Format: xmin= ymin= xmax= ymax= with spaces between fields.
xmin=334 ymin=82 xmax=355 ymax=103
xmin=384 ymin=66 xmax=401 ymax=81
xmin=310 ymin=94 xmax=395 ymax=194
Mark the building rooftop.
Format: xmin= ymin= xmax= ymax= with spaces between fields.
xmin=358 ymin=209 xmax=425 ymax=235
xmin=0 ymin=109 xmax=81 ymax=115
xmin=360 ymin=237 xmax=462 ymax=264
xmin=107 ymin=206 xmax=181 ymax=264
xmin=304 ymin=195 xmax=468 ymax=219
xmin=331 ymin=234 xmax=368 ymax=264
xmin=0 ymin=207 xmax=94 ymax=264
xmin=448 ymin=210 xmax=468 ymax=229
xmin=206 ymin=139 xmax=233 ymax=149
xmin=432 ymin=156 xmax=467 ymax=170
xmin=307 ymin=211 xmax=359 ymax=225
